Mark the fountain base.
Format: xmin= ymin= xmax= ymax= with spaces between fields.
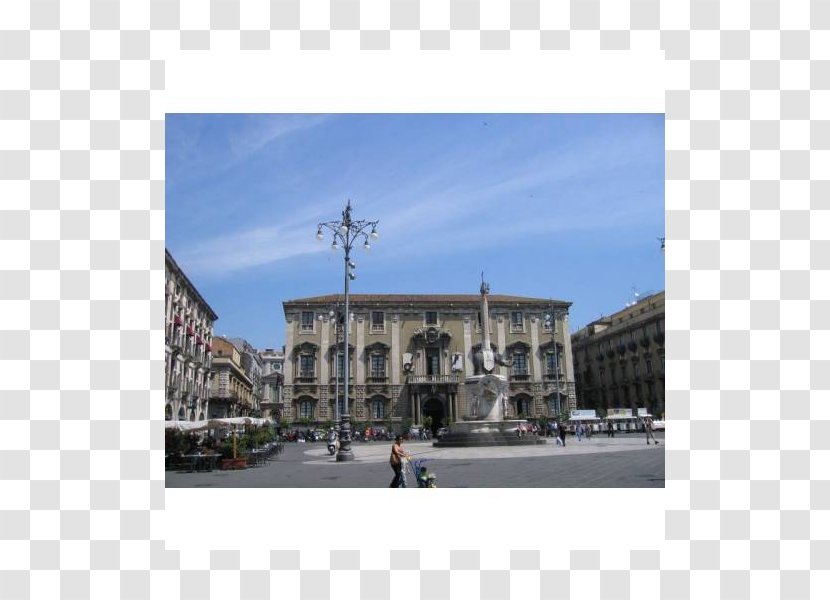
xmin=432 ymin=419 xmax=547 ymax=447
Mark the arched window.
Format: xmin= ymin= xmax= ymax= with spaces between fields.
xmin=299 ymin=400 xmax=313 ymax=419
xmin=516 ymin=397 xmax=531 ymax=416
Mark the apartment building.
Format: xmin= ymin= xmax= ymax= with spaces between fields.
xmin=259 ymin=347 xmax=284 ymax=422
xmin=164 ymin=249 xmax=218 ymax=422
xmin=571 ymin=291 xmax=665 ymax=418
xmin=208 ymin=337 xmax=254 ymax=418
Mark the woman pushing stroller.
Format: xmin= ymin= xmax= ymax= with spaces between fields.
xmin=389 ymin=436 xmax=410 ymax=488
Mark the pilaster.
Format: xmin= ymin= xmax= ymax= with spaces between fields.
xmin=530 ymin=315 xmax=542 ymax=381
xmin=355 ymin=313 xmax=365 ymax=383
xmin=463 ymin=315 xmax=474 ymax=377
xmin=496 ymin=314 xmax=507 ymax=377
xmin=391 ymin=313 xmax=401 ymax=385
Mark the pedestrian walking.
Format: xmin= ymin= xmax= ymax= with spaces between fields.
xmin=389 ymin=436 xmax=409 ymax=488
xmin=606 ymin=421 xmax=615 ymax=438
xmin=645 ymin=417 xmax=659 ymax=445
xmin=575 ymin=423 xmax=583 ymax=441
xmin=558 ymin=423 xmax=567 ymax=447
xmin=586 ymin=423 xmax=593 ymax=439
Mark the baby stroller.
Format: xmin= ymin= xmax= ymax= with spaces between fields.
xmin=409 ymin=458 xmax=438 ymax=488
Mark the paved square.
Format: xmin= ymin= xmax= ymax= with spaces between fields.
xmin=166 ymin=433 xmax=664 ymax=488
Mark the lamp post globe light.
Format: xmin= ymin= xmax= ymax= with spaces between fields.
xmin=316 ymin=200 xmax=379 ymax=462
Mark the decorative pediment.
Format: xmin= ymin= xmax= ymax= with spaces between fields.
xmin=292 ymin=341 xmax=319 ymax=357
xmin=364 ymin=341 xmax=390 ymax=355
xmin=539 ymin=340 xmax=563 ymax=352
xmin=327 ymin=342 xmax=355 ymax=356
xmin=505 ymin=340 xmax=531 ymax=353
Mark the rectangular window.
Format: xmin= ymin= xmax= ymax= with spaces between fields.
xmin=299 ymin=355 xmax=315 ymax=378
xmin=300 ymin=311 xmax=314 ymax=332
xmin=510 ymin=311 xmax=524 ymax=332
xmin=372 ymin=400 xmax=385 ymax=420
xmin=370 ymin=355 xmax=385 ymax=378
xmin=371 ymin=311 xmax=385 ymax=332
xmin=543 ymin=315 xmax=554 ymax=333
xmin=425 ymin=311 xmax=438 ymax=326
xmin=335 ymin=353 xmax=347 ymax=378
xmin=512 ymin=353 xmax=528 ymax=376
xmin=545 ymin=352 xmax=557 ymax=374
xmin=646 ymin=360 xmax=653 ymax=375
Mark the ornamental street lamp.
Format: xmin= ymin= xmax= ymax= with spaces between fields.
xmin=316 ymin=200 xmax=379 ymax=461
xmin=543 ymin=305 xmax=569 ymax=420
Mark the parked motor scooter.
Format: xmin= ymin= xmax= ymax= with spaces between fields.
xmin=327 ymin=431 xmax=339 ymax=455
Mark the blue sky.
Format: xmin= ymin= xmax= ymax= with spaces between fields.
xmin=165 ymin=113 xmax=665 ymax=350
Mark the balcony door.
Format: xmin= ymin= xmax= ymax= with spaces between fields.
xmin=425 ymin=349 xmax=440 ymax=376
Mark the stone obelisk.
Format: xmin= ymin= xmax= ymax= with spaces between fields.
xmin=471 ymin=274 xmax=507 ymax=421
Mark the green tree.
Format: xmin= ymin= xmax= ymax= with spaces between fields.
xmin=422 ymin=416 xmax=433 ymax=432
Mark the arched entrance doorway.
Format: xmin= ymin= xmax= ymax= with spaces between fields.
xmin=421 ymin=398 xmax=445 ymax=435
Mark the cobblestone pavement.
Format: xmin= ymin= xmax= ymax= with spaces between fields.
xmin=166 ymin=433 xmax=664 ymax=488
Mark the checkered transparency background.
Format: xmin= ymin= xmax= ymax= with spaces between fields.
xmin=0 ymin=0 xmax=827 ymax=598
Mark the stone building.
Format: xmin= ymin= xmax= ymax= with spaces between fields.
xmin=208 ymin=337 xmax=254 ymax=418
xmin=228 ymin=337 xmax=264 ymax=416
xmin=281 ymin=294 xmax=575 ymax=429
xmin=259 ymin=348 xmax=284 ymax=422
xmin=165 ymin=249 xmax=218 ymax=422
xmin=570 ymin=291 xmax=665 ymax=418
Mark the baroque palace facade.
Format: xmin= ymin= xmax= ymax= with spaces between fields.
xmin=281 ymin=294 xmax=575 ymax=428
xmin=571 ymin=291 xmax=665 ymax=418
xmin=165 ymin=250 xmax=218 ymax=422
